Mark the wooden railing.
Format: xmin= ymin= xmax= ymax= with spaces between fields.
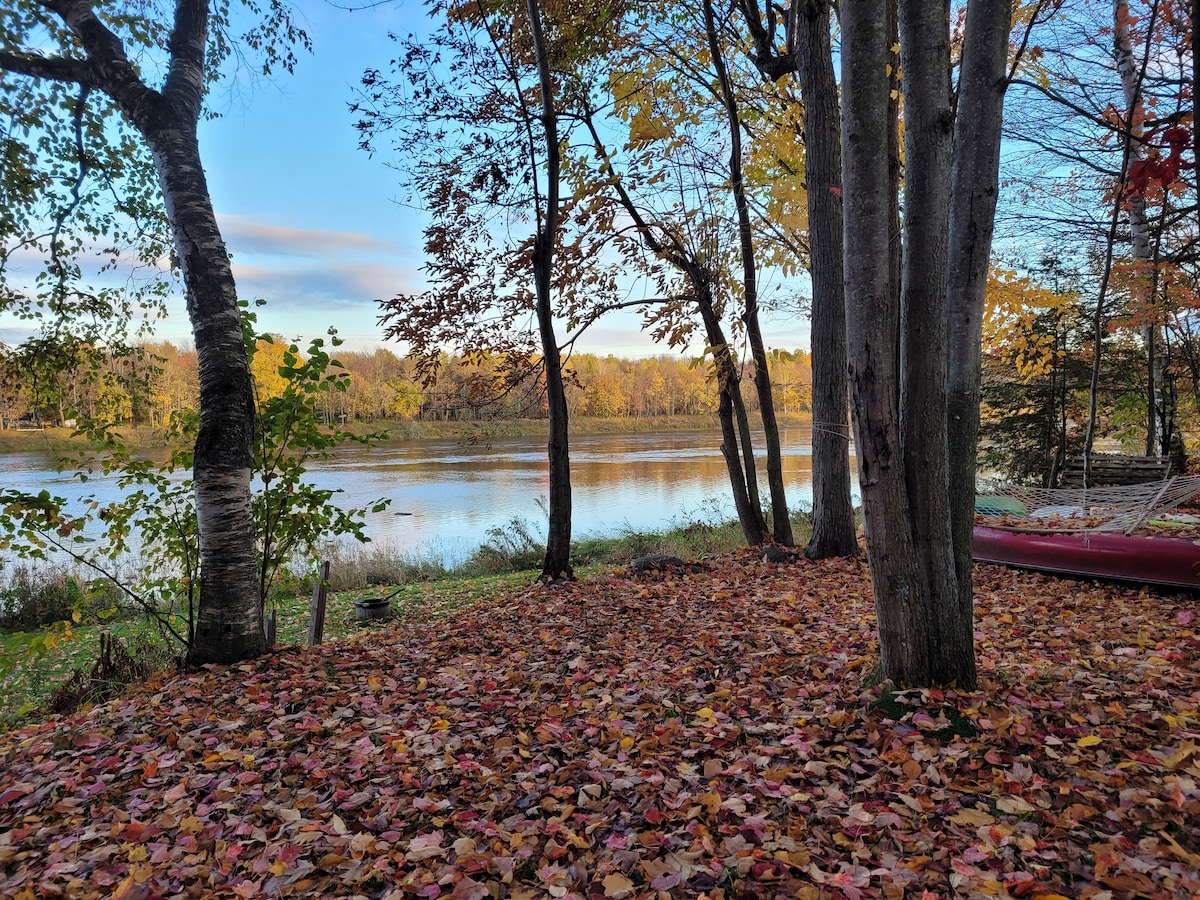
xmin=1059 ymin=454 xmax=1172 ymax=487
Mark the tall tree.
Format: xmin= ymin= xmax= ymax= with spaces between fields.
xmin=360 ymin=0 xmax=628 ymax=580
xmin=703 ymin=0 xmax=793 ymax=545
xmin=0 ymin=1 xmax=307 ymax=665
xmin=737 ymin=0 xmax=859 ymax=558
xmin=524 ymin=0 xmax=573 ymax=582
xmin=840 ymin=0 xmax=1013 ymax=688
xmin=577 ymin=106 xmax=768 ymax=545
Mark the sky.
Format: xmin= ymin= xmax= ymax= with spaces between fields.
xmin=4 ymin=0 xmax=813 ymax=359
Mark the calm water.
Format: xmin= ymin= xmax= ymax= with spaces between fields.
xmin=0 ymin=427 xmax=857 ymax=566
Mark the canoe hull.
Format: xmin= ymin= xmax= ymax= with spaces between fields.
xmin=973 ymin=525 xmax=1200 ymax=590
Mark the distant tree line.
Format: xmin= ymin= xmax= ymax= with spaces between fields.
xmin=0 ymin=340 xmax=813 ymax=430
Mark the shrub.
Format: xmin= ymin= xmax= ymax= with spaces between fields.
xmin=0 ymin=567 xmax=82 ymax=631
xmin=462 ymin=517 xmax=544 ymax=575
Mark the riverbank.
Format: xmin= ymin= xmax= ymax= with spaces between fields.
xmin=0 ymin=510 xmax=781 ymax=730
xmin=0 ymin=413 xmax=814 ymax=454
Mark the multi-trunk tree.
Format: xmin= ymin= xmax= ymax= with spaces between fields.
xmin=0 ymin=1 xmax=307 ymax=665
xmin=840 ymin=0 xmax=1014 ymax=688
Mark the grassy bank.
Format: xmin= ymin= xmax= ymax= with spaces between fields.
xmin=0 ymin=413 xmax=815 ymax=454
xmin=0 ymin=511 xmax=805 ymax=731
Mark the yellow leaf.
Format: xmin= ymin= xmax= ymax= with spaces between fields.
xmin=950 ymin=807 xmax=995 ymax=826
xmin=1076 ymin=735 xmax=1102 ymax=748
xmin=602 ymin=872 xmax=635 ymax=897
xmin=696 ymin=707 xmax=716 ymax=720
xmin=619 ymin=736 xmax=634 ymax=750
xmin=996 ymin=795 xmax=1036 ymax=815
xmin=1161 ymin=740 xmax=1197 ymax=769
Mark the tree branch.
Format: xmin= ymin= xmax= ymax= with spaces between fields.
xmin=162 ymin=0 xmax=209 ymax=119
xmin=36 ymin=0 xmax=157 ymax=122
xmin=0 ymin=49 xmax=92 ymax=85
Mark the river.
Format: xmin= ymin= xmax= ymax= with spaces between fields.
xmin=0 ymin=427 xmax=857 ymax=566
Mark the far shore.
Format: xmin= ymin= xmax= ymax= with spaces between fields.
xmin=0 ymin=412 xmax=815 ymax=455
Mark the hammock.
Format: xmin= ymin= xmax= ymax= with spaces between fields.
xmin=976 ymin=475 xmax=1200 ymax=535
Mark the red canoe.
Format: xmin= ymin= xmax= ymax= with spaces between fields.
xmin=973 ymin=524 xmax=1200 ymax=590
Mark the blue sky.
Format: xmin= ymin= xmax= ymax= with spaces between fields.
xmin=193 ymin=0 xmax=814 ymax=358
xmin=3 ymin=1 xmax=812 ymax=359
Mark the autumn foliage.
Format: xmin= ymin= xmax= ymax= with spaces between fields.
xmin=1 ymin=554 xmax=1197 ymax=897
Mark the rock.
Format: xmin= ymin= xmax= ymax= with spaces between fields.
xmin=629 ymin=554 xmax=689 ymax=576
xmin=758 ymin=544 xmax=791 ymax=564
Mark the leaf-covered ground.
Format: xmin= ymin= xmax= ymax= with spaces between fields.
xmin=1 ymin=551 xmax=1198 ymax=899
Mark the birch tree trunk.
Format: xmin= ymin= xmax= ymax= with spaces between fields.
xmin=1114 ymin=0 xmax=1163 ymax=456
xmin=0 ymin=0 xmax=266 ymax=665
xmin=145 ymin=122 xmax=263 ymax=665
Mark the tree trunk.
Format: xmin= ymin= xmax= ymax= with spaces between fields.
xmin=841 ymin=0 xmax=931 ymax=685
xmin=1194 ymin=0 xmax=1200 ymax=240
xmin=794 ymin=0 xmax=858 ymax=559
xmin=898 ymin=0 xmax=959 ymax=679
xmin=0 ymin=0 xmax=268 ymax=665
xmin=703 ymin=0 xmax=792 ymax=545
xmin=526 ymin=0 xmax=573 ymax=583
xmin=1113 ymin=0 xmax=1164 ymax=456
xmin=696 ymin=281 xmax=766 ymax=545
xmin=887 ymin=1 xmax=903 ymax=331
xmin=578 ymin=110 xmax=762 ymax=545
xmin=945 ymin=0 xmax=1011 ymax=689
xmin=145 ymin=121 xmax=265 ymax=666
xmin=736 ymin=0 xmax=855 ymax=554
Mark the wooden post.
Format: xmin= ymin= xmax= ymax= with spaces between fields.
xmin=308 ymin=561 xmax=330 ymax=647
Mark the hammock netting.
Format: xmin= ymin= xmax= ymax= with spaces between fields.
xmin=975 ymin=475 xmax=1200 ymax=535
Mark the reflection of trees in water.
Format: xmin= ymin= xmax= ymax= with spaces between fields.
xmin=0 ymin=429 xmax=837 ymax=566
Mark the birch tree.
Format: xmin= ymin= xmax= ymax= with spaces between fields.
xmin=0 ymin=1 xmax=307 ymax=665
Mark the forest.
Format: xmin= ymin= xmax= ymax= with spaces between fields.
xmin=0 ymin=343 xmax=815 ymax=427
xmin=0 ymin=0 xmax=1199 ymax=896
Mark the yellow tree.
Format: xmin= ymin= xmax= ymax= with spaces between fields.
xmin=249 ymin=337 xmax=290 ymax=407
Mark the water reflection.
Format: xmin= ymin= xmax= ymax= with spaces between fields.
xmin=0 ymin=427 xmax=856 ymax=566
